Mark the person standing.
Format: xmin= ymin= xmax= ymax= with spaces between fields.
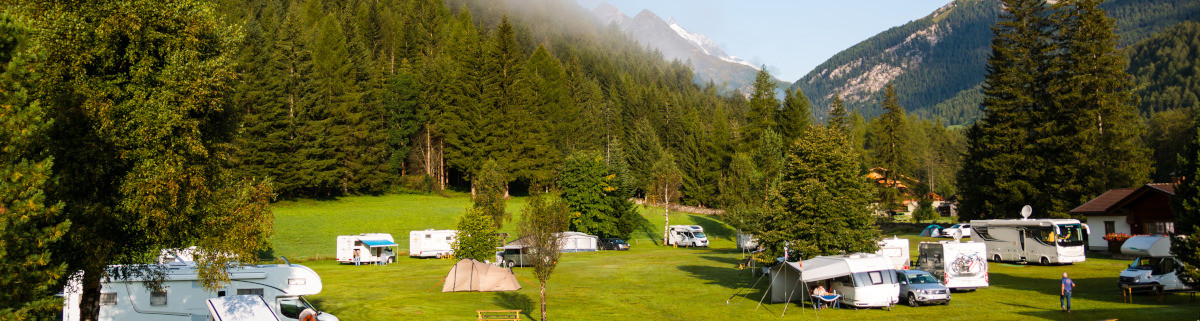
xmin=1061 ymin=272 xmax=1075 ymax=312
xmin=354 ymin=249 xmax=361 ymax=266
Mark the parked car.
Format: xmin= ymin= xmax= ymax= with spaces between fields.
xmin=895 ymin=270 xmax=951 ymax=307
xmin=599 ymin=238 xmax=630 ymax=250
xmin=940 ymin=223 xmax=971 ymax=238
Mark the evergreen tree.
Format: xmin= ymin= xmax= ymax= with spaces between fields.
xmin=481 ymin=16 xmax=527 ymax=187
xmin=474 ymin=159 xmax=510 ymax=228
xmin=384 ymin=59 xmax=422 ymax=179
xmin=744 ymin=67 xmax=780 ymax=151
xmin=442 ymin=8 xmax=489 ymax=185
xmin=828 ymin=95 xmax=849 ymax=133
xmin=512 ymin=45 xmax=562 ymax=188
xmin=1170 ymin=107 xmax=1200 ymax=289
xmin=760 ymin=126 xmax=880 ymax=259
xmin=0 ymin=12 xmax=71 ymax=318
xmin=960 ymin=0 xmax=1054 ymax=220
xmin=868 ymin=83 xmax=911 ymax=209
xmin=777 ymin=87 xmax=813 ymax=143
xmin=559 ymin=151 xmax=614 ymax=237
xmin=451 ymin=208 xmax=498 ymax=262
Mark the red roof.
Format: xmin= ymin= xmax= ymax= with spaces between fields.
xmin=1071 ymin=188 xmax=1136 ymax=214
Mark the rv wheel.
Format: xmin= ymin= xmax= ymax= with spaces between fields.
xmin=1040 ymin=257 xmax=1050 ymax=265
xmin=993 ymin=254 xmax=1001 ymax=262
xmin=388 ymin=257 xmax=395 ymax=264
xmin=907 ymin=293 xmax=918 ymax=307
xmin=506 ymin=260 xmax=515 ymax=268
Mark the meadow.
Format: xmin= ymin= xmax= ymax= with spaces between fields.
xmin=273 ymin=194 xmax=1200 ymax=320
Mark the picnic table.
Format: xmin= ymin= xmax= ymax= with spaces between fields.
xmin=812 ymin=294 xmax=841 ymax=310
xmin=1120 ymin=284 xmax=1163 ymax=303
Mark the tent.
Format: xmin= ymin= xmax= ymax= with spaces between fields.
xmin=769 ymin=253 xmax=896 ymax=303
xmin=919 ymin=225 xmax=942 ymax=237
xmin=442 ymin=259 xmax=521 ymax=292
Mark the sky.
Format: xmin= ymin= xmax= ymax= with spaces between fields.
xmin=577 ymin=0 xmax=954 ymax=82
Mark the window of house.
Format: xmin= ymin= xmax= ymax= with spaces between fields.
xmin=1150 ymin=221 xmax=1175 ymax=234
xmin=1104 ymin=221 xmax=1115 ymax=235
xmin=150 ymin=290 xmax=167 ymax=306
xmin=237 ymin=288 xmax=264 ymax=297
xmin=99 ymin=293 xmax=117 ymax=306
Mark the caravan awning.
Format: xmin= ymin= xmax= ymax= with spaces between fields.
xmin=791 ymin=254 xmax=896 ymax=282
xmin=361 ymin=239 xmax=398 ymax=247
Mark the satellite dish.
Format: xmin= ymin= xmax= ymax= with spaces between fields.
xmin=1020 ymin=205 xmax=1033 ymax=220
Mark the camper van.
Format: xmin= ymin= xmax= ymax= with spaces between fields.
xmin=336 ymin=233 xmax=398 ymax=264
xmin=770 ymin=253 xmax=900 ymax=309
xmin=667 ymin=225 xmax=709 ymax=247
xmin=61 ymin=261 xmax=338 ymax=321
xmin=969 ymin=218 xmax=1089 ymax=265
xmin=877 ymin=237 xmax=911 ymax=269
xmin=1118 ymin=235 xmax=1194 ymax=292
xmin=409 ymin=229 xmax=458 ymax=258
xmin=917 ymin=241 xmax=989 ymax=291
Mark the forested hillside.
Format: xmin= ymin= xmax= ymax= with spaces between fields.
xmin=215 ymin=0 xmax=750 ymax=207
xmin=794 ymin=0 xmax=1200 ymax=125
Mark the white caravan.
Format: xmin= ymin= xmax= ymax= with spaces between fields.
xmin=736 ymin=231 xmax=759 ymax=251
xmin=770 ymin=253 xmax=900 ymax=308
xmin=667 ymin=225 xmax=709 ymax=247
xmin=877 ymin=237 xmax=911 ymax=269
xmin=206 ymin=295 xmax=280 ymax=321
xmin=336 ymin=233 xmax=398 ymax=264
xmin=61 ymin=260 xmax=338 ymax=321
xmin=408 ymin=229 xmax=457 ymax=258
xmin=1118 ymin=235 xmax=1194 ymax=292
xmin=917 ymin=241 xmax=989 ymax=291
xmin=969 ymin=218 xmax=1089 ymax=265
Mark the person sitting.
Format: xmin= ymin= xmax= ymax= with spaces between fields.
xmin=813 ymin=285 xmax=830 ymax=296
xmin=812 ymin=285 xmax=832 ymax=309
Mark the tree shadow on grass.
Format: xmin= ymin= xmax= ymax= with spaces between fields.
xmin=688 ymin=215 xmax=735 ymax=240
xmin=678 ymin=264 xmax=760 ymax=290
xmin=493 ymin=291 xmax=534 ymax=320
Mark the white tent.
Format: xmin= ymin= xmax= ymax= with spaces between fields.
xmin=769 ymin=253 xmax=897 ymax=303
xmin=442 ymin=259 xmax=522 ymax=292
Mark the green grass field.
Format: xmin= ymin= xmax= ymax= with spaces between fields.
xmin=274 ymin=194 xmax=1200 ymax=320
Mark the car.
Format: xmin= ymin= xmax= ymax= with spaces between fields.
xmin=895 ymin=270 xmax=951 ymax=307
xmin=940 ymin=223 xmax=971 ymax=238
xmin=599 ymin=238 xmax=630 ymax=251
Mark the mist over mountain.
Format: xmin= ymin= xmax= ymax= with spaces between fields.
xmin=592 ymin=3 xmax=789 ymax=96
xmin=794 ymin=0 xmax=1200 ymax=124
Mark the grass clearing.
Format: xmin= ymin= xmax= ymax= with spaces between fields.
xmin=273 ymin=194 xmax=1200 ymax=320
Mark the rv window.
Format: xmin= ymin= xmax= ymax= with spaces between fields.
xmin=237 ymin=288 xmax=264 ymax=297
xmin=279 ymin=298 xmax=303 ymax=318
xmin=973 ymin=227 xmax=996 ymax=241
xmin=1055 ymin=224 xmax=1085 ymax=247
xmin=446 ymin=236 xmax=452 ymax=241
xmin=150 ymin=290 xmax=167 ymax=306
xmin=868 ymin=271 xmax=883 ymax=284
xmin=1031 ymin=227 xmax=1056 ymax=246
xmin=426 ymin=234 xmax=432 ymax=239
xmin=99 ymin=293 xmax=117 ymax=306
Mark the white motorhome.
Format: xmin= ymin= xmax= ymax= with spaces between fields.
xmin=736 ymin=231 xmax=759 ymax=251
xmin=408 ymin=229 xmax=457 ymax=258
xmin=969 ymin=218 xmax=1089 ymax=265
xmin=917 ymin=241 xmax=989 ymax=291
xmin=61 ymin=260 xmax=338 ymax=321
xmin=667 ymin=225 xmax=709 ymax=247
xmin=770 ymin=253 xmax=900 ymax=308
xmin=336 ymin=233 xmax=398 ymax=264
xmin=1118 ymin=235 xmax=1194 ymax=292
xmin=877 ymin=237 xmax=911 ymax=270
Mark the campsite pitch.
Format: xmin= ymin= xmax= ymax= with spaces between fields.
xmin=275 ymin=194 xmax=1199 ymax=320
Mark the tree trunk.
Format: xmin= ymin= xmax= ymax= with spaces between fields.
xmin=424 ymin=125 xmax=432 ymax=176
xmin=79 ymin=267 xmax=102 ymax=321
xmin=663 ymin=186 xmax=670 ymax=245
xmin=439 ymin=139 xmax=446 ymax=190
xmin=539 ymin=281 xmax=548 ymax=321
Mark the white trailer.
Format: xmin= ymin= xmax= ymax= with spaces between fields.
xmin=61 ymin=260 xmax=338 ymax=321
xmin=408 ymin=229 xmax=457 ymax=258
xmin=969 ymin=218 xmax=1089 ymax=265
xmin=336 ymin=233 xmax=398 ymax=264
xmin=877 ymin=237 xmax=911 ymax=270
xmin=1118 ymin=235 xmax=1194 ymax=292
xmin=770 ymin=253 xmax=900 ymax=308
xmin=917 ymin=241 xmax=989 ymax=291
xmin=667 ymin=225 xmax=709 ymax=247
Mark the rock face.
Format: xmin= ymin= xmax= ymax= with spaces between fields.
xmin=592 ymin=3 xmax=788 ymax=96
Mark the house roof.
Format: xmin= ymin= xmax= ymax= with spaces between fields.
xmin=1070 ymin=188 xmax=1136 ymax=214
xmin=1070 ymin=183 xmax=1177 ymax=215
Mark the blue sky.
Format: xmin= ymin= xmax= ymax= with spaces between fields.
xmin=577 ymin=0 xmax=954 ymax=82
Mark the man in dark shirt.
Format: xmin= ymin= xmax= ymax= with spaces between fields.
xmin=1061 ymin=272 xmax=1076 ymax=312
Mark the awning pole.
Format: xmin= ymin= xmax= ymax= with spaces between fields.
xmin=756 ymin=265 xmax=784 ymax=311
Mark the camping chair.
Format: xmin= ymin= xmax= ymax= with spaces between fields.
xmin=811 ymin=294 xmax=840 ymax=310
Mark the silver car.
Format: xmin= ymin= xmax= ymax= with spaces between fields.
xmin=895 ymin=270 xmax=951 ymax=307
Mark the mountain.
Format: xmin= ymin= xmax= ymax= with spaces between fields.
xmin=592 ymin=3 xmax=789 ymax=96
xmin=794 ymin=0 xmax=1200 ymax=124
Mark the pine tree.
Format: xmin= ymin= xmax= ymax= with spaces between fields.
xmin=777 ymin=87 xmax=813 ymax=143
xmin=744 ymin=67 xmax=779 ymax=151
xmin=474 ymin=159 xmax=510 ymax=228
xmin=1170 ymin=108 xmax=1200 ymax=288
xmin=442 ymin=8 xmax=489 ymax=184
xmin=480 ymin=16 xmax=526 ymax=188
xmin=868 ymin=83 xmax=911 ymax=207
xmin=0 ymin=12 xmax=71 ymax=318
xmin=761 ymin=126 xmax=879 ymax=259
xmin=828 ymin=94 xmax=849 ymax=133
xmin=384 ymin=59 xmax=422 ymax=179
xmin=559 ymin=151 xmax=614 ymax=237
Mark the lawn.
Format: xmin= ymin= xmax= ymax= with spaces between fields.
xmin=273 ymin=194 xmax=1200 ymax=320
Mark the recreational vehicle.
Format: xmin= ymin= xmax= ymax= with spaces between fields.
xmin=769 ymin=253 xmax=900 ymax=309
xmin=61 ymin=260 xmax=338 ymax=321
xmin=917 ymin=241 xmax=989 ymax=291
xmin=336 ymin=233 xmax=398 ymax=264
xmin=877 ymin=237 xmax=911 ymax=269
xmin=969 ymin=218 xmax=1089 ymax=264
xmin=408 ymin=229 xmax=457 ymax=258
xmin=667 ymin=225 xmax=709 ymax=247
xmin=1118 ymin=235 xmax=1194 ymax=292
